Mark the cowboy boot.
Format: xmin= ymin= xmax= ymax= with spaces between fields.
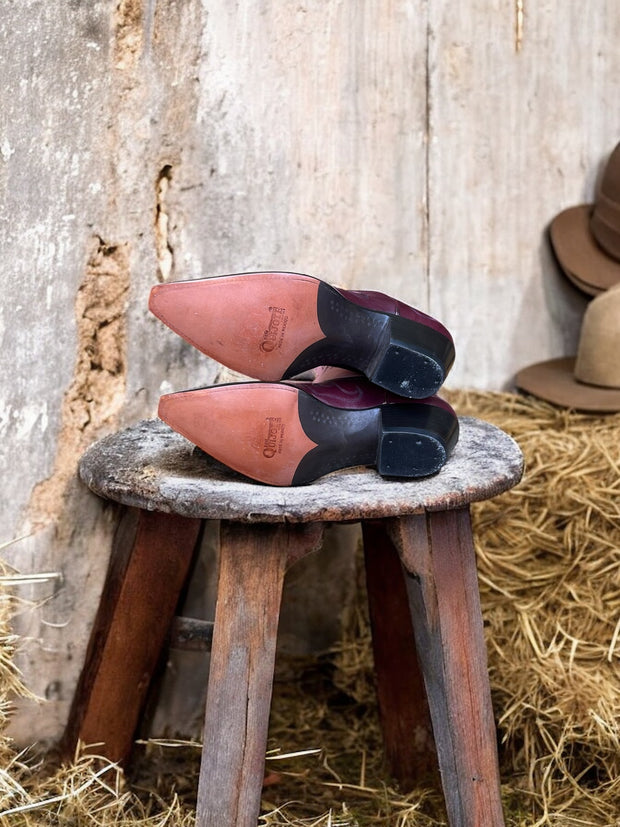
xmin=149 ymin=271 xmax=455 ymax=399
xmin=158 ymin=375 xmax=459 ymax=486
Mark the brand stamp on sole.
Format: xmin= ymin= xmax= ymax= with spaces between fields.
xmin=260 ymin=306 xmax=288 ymax=353
xmin=263 ymin=416 xmax=285 ymax=458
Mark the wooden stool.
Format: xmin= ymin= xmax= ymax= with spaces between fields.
xmin=64 ymin=416 xmax=523 ymax=827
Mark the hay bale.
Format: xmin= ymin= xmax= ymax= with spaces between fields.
xmin=457 ymin=391 xmax=620 ymax=824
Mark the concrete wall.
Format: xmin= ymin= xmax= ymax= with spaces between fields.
xmin=1 ymin=0 xmax=619 ymax=744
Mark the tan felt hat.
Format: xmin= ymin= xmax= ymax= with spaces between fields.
xmin=549 ymin=142 xmax=620 ymax=296
xmin=515 ymin=284 xmax=620 ymax=412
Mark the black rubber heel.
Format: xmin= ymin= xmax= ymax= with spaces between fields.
xmin=282 ymin=281 xmax=455 ymax=397
xmin=367 ymin=314 xmax=454 ymax=399
xmin=377 ymin=403 xmax=458 ymax=478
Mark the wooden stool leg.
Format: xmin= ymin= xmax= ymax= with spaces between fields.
xmin=388 ymin=508 xmax=505 ymax=827
xmin=63 ymin=507 xmax=202 ymax=765
xmin=361 ymin=520 xmax=436 ymax=788
xmin=196 ymin=521 xmax=323 ymax=827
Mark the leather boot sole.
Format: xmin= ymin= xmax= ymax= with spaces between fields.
xmin=150 ymin=272 xmax=454 ymax=398
xmin=158 ymin=382 xmax=459 ymax=486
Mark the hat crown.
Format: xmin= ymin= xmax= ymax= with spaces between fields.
xmin=591 ymin=143 xmax=620 ymax=261
xmin=600 ymin=143 xmax=620 ymax=201
xmin=574 ymin=286 xmax=620 ymax=389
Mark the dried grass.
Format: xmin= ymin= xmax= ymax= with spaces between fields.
xmin=453 ymin=391 xmax=620 ymax=827
xmin=0 ymin=391 xmax=619 ymax=826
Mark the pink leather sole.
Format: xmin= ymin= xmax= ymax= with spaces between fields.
xmin=150 ymin=273 xmax=324 ymax=380
xmin=158 ymin=383 xmax=319 ymax=486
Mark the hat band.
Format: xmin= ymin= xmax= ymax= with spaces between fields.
xmin=591 ymin=190 xmax=620 ymax=261
xmin=574 ymin=371 xmax=620 ymax=391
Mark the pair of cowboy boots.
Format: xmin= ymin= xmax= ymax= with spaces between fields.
xmin=149 ymin=271 xmax=458 ymax=486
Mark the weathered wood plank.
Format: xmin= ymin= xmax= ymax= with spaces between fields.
xmin=361 ymin=520 xmax=436 ymax=788
xmin=77 ymin=418 xmax=523 ymax=522
xmin=389 ymin=508 xmax=505 ymax=826
xmin=62 ymin=508 xmax=201 ymax=764
xmin=195 ymin=1 xmax=430 ymax=299
xmin=196 ymin=521 xmax=324 ymax=827
xmin=427 ymin=1 xmax=620 ymax=389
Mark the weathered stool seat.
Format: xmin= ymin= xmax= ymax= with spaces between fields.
xmin=65 ymin=417 xmax=523 ymax=827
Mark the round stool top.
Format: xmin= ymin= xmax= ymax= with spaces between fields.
xmin=78 ymin=418 xmax=523 ymax=523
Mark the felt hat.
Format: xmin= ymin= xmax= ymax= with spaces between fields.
xmin=515 ymin=285 xmax=620 ymax=412
xmin=549 ymin=142 xmax=620 ymax=296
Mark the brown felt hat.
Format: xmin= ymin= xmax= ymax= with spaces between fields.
xmin=515 ymin=284 xmax=620 ymax=412
xmin=549 ymin=143 xmax=620 ymax=296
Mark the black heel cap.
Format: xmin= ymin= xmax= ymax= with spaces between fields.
xmin=378 ymin=404 xmax=459 ymax=478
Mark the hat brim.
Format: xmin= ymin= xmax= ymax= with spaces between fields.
xmin=549 ymin=205 xmax=620 ymax=296
xmin=515 ymin=356 xmax=620 ymax=412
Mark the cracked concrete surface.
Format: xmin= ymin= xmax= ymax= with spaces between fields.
xmin=155 ymin=165 xmax=174 ymax=282
xmin=27 ymin=238 xmax=129 ymax=533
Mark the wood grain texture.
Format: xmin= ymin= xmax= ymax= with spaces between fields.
xmin=427 ymin=2 xmax=620 ymax=388
xmin=194 ymin=1 xmax=429 ymax=301
xmin=389 ymin=508 xmax=505 ymax=826
xmin=196 ymin=521 xmax=323 ymax=827
xmin=62 ymin=508 xmax=201 ymax=764
xmin=77 ymin=418 xmax=523 ymax=522
xmin=361 ymin=520 xmax=436 ymax=787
